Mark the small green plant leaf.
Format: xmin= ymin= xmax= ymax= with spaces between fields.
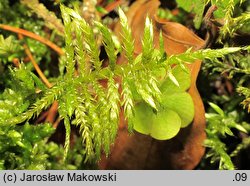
xmin=208 ymin=102 xmax=225 ymax=117
xmin=167 ymin=68 xmax=180 ymax=87
xmin=234 ymin=124 xmax=248 ymax=134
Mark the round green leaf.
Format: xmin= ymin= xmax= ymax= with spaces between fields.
xmin=161 ymin=92 xmax=194 ymax=128
xmin=133 ymin=102 xmax=153 ymax=135
xmin=133 ymin=102 xmax=182 ymax=140
xmin=151 ymin=109 xmax=181 ymax=140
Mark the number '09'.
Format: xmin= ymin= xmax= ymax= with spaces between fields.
xmin=235 ymin=173 xmax=247 ymax=181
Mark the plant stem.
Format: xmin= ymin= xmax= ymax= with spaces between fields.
xmin=0 ymin=24 xmax=64 ymax=55
xmin=18 ymin=34 xmax=52 ymax=88
xmin=103 ymin=0 xmax=124 ymax=15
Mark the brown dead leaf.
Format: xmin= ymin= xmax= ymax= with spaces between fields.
xmin=99 ymin=0 xmax=206 ymax=169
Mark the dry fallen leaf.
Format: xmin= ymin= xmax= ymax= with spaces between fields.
xmin=99 ymin=0 xmax=206 ymax=169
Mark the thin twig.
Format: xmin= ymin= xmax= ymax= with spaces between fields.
xmin=35 ymin=111 xmax=49 ymax=124
xmin=12 ymin=58 xmax=20 ymax=67
xmin=46 ymin=101 xmax=59 ymax=123
xmin=0 ymin=24 xmax=64 ymax=55
xmin=18 ymin=34 xmax=52 ymax=88
xmin=101 ymin=0 xmax=124 ymax=17
xmin=18 ymin=34 xmax=59 ymax=126
xmin=53 ymin=116 xmax=61 ymax=129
